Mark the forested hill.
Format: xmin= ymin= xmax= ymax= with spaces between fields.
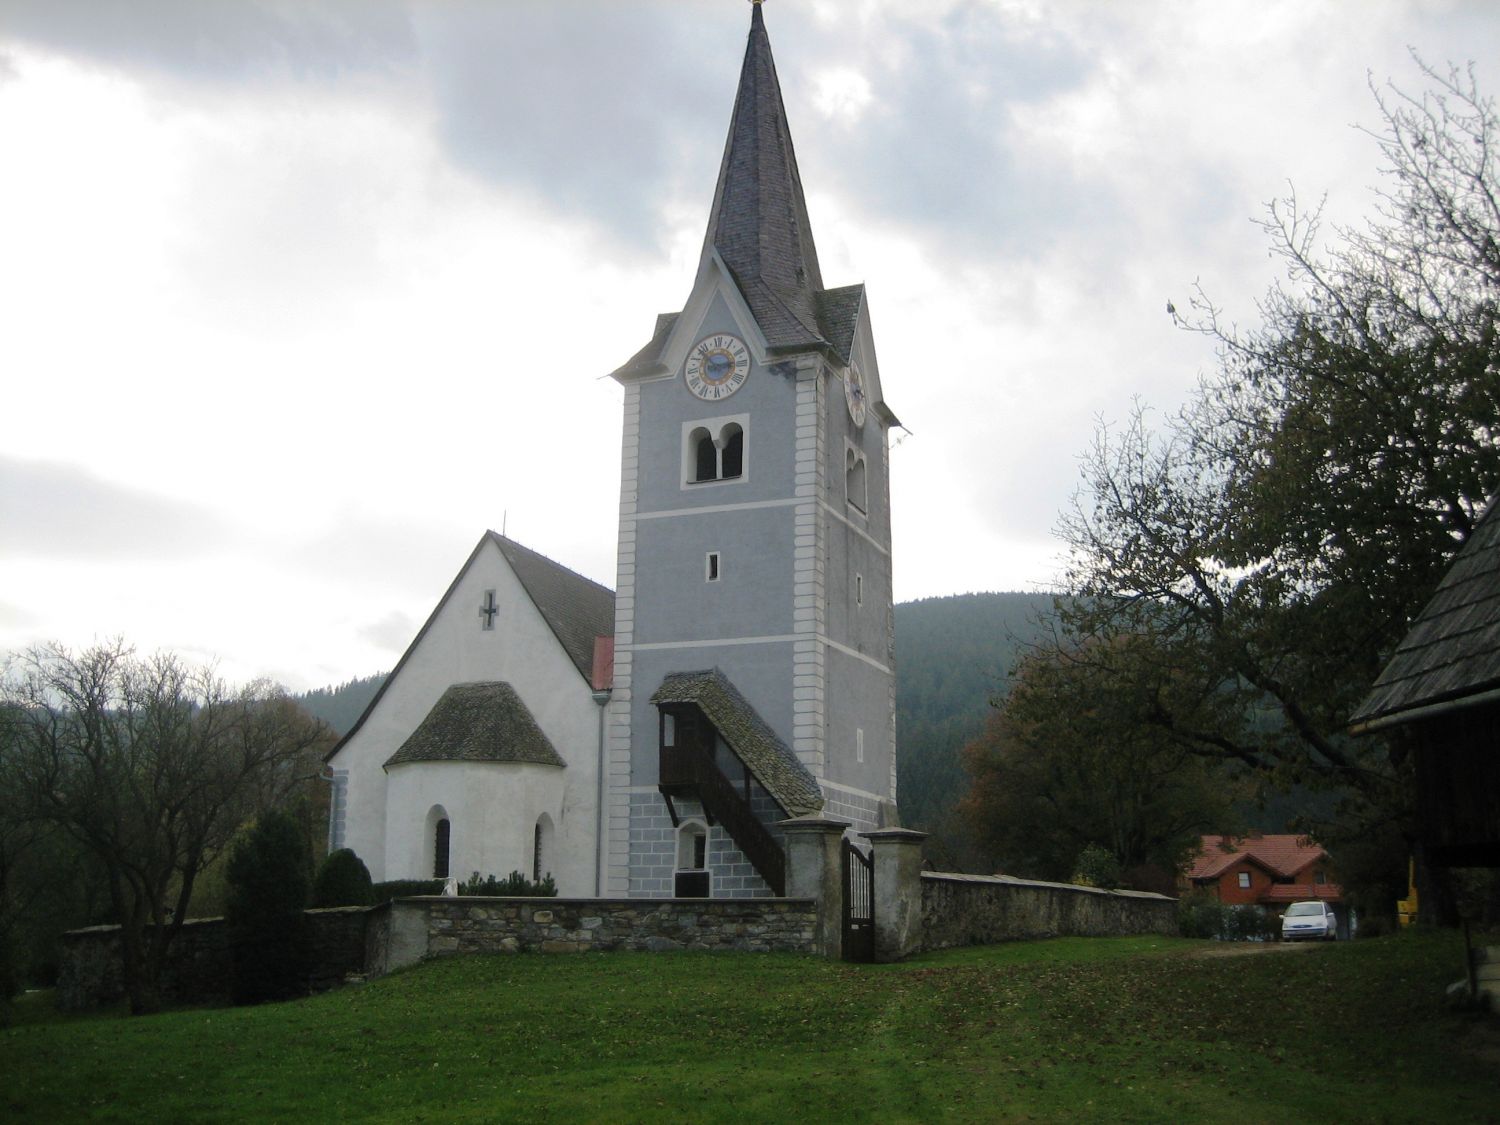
xmin=294 ymin=673 xmax=386 ymax=736
xmin=894 ymin=592 xmax=1057 ymax=867
xmin=293 ymin=592 xmax=1059 ymax=866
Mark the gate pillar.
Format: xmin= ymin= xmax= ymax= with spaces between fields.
xmin=861 ymin=828 xmax=929 ymax=962
xmin=781 ymin=815 xmax=850 ymax=959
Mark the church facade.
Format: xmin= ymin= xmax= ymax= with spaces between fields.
xmin=326 ymin=6 xmax=899 ymax=900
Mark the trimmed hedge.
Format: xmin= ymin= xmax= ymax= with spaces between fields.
xmin=460 ymin=871 xmax=558 ymax=897
xmin=313 ymin=849 xmax=375 ymax=908
xmin=1178 ymin=893 xmax=1279 ymax=941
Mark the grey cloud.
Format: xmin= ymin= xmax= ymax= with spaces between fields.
xmin=411 ymin=2 xmax=746 ymax=253
xmin=357 ymin=609 xmax=416 ymax=654
xmin=0 ymin=0 xmax=417 ymax=82
xmin=0 ymin=457 xmax=227 ymax=559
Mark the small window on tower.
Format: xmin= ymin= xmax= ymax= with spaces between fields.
xmin=479 ymin=589 xmax=499 ymax=631
xmin=706 ymin=552 xmax=721 ymax=582
xmin=856 ymin=573 xmax=863 ymax=606
xmin=856 ymin=727 xmax=865 ymax=764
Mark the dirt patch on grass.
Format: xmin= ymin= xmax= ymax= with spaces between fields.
xmin=1190 ymin=941 xmax=1322 ymax=958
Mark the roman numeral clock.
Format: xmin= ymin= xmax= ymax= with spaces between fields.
xmin=684 ymin=334 xmax=750 ymax=401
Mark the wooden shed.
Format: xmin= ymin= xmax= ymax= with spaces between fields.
xmin=1351 ymin=495 xmax=1500 ymax=867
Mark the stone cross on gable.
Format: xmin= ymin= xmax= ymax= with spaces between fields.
xmin=479 ymin=589 xmax=499 ymax=629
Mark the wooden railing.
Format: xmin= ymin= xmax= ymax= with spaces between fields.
xmin=658 ymin=738 xmax=785 ymax=896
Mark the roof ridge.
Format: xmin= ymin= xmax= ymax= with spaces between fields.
xmin=487 ymin=531 xmax=615 ymax=599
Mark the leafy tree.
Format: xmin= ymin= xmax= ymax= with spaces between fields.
xmin=226 ymin=808 xmax=312 ymax=1005
xmin=1050 ymin=61 xmax=1500 ymax=909
xmin=960 ymin=638 xmax=1246 ymax=889
xmin=1 ymin=642 xmax=332 ymax=1013
xmin=312 ymin=848 xmax=375 ymax=908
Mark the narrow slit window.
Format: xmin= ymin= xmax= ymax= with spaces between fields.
xmin=856 ymin=573 xmax=863 ymax=605
xmin=856 ymin=727 xmax=865 ymax=764
xmin=433 ymin=817 xmax=451 ymax=880
xmin=706 ymin=552 xmax=720 ymax=582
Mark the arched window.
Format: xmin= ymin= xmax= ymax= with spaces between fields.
xmin=846 ymin=446 xmax=868 ymax=513
xmin=720 ymin=423 xmax=743 ymax=479
xmin=677 ymin=821 xmax=708 ymax=870
xmin=692 ymin=427 xmax=717 ymax=482
xmin=433 ymin=817 xmax=451 ymax=879
xmin=533 ymin=813 xmax=555 ymax=884
xmin=683 ymin=415 xmax=748 ymax=486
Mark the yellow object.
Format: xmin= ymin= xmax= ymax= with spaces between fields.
xmin=1396 ymin=857 xmax=1419 ymax=927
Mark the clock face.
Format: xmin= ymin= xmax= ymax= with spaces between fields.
xmin=844 ymin=363 xmax=868 ymax=426
xmin=685 ymin=334 xmax=751 ymax=400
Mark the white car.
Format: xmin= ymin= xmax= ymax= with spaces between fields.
xmin=1281 ymin=900 xmax=1338 ymax=941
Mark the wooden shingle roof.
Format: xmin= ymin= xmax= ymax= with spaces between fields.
xmin=384 ymin=682 xmax=564 ymax=769
xmin=1353 ymin=495 xmax=1500 ymax=727
xmin=651 ymin=669 xmax=824 ymax=816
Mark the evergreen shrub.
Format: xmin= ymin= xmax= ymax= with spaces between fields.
xmin=225 ymin=809 xmax=312 ymax=1005
xmin=461 ymin=871 xmax=558 ymax=897
xmin=1071 ymin=844 xmax=1122 ymax=890
xmin=312 ymin=849 xmax=375 ymax=908
xmin=1177 ymin=893 xmax=1278 ymax=941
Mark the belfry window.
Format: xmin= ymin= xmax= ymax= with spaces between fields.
xmin=846 ymin=445 xmax=868 ymax=513
xmin=683 ymin=415 xmax=748 ymax=486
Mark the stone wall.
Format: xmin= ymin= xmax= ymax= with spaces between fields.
xmin=374 ymin=896 xmax=817 ymax=969
xmin=918 ymin=872 xmax=1177 ymax=952
xmin=57 ymin=907 xmax=372 ymax=1011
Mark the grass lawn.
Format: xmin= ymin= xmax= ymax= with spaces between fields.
xmin=3 ymin=931 xmax=1496 ymax=1122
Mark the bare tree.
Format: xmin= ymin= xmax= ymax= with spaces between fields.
xmin=1 ymin=641 xmax=331 ymax=1014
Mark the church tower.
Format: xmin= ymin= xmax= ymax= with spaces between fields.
xmin=604 ymin=4 xmax=899 ymax=898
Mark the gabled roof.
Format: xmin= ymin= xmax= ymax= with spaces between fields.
xmin=651 ymin=668 xmax=824 ymax=816
xmin=1184 ymin=834 xmax=1330 ymax=882
xmin=326 ymin=533 xmax=614 ymax=761
xmin=384 ymin=682 xmax=564 ymax=769
xmin=1353 ymin=494 xmax=1500 ymax=728
xmin=489 ymin=533 xmax=615 ymax=683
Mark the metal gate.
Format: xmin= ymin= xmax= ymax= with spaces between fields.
xmin=842 ymin=838 xmax=874 ymax=962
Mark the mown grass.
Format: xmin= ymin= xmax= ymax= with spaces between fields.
xmin=3 ymin=931 xmax=1495 ymax=1122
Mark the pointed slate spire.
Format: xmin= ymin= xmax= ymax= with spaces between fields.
xmin=701 ymin=2 xmax=827 ymax=351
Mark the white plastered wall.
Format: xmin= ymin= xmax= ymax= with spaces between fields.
xmin=328 ymin=536 xmax=603 ymax=893
xmin=385 ymin=760 xmax=565 ymax=886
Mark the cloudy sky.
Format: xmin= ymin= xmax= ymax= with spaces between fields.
xmin=2 ymin=0 xmax=1496 ymax=692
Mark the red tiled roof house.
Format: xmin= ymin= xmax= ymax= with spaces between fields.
xmin=1182 ymin=834 xmax=1343 ymax=918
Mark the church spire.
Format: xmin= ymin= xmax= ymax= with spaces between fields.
xmin=700 ymin=2 xmax=827 ymax=351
